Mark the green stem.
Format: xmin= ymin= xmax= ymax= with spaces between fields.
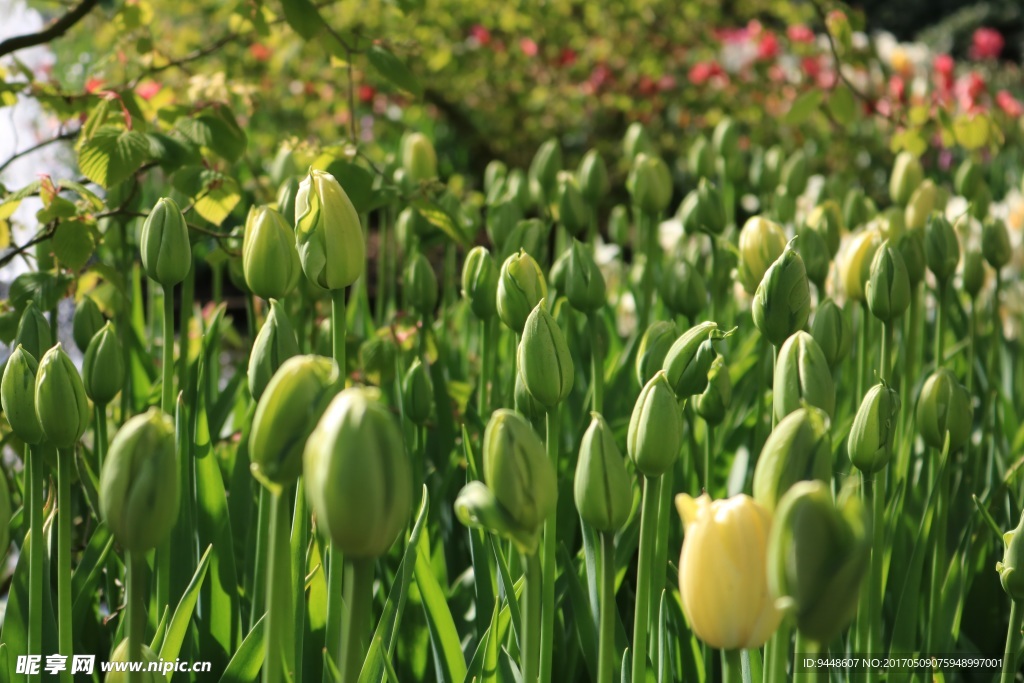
xmin=856 ymin=303 xmax=867 ymax=402
xmin=935 ymin=281 xmax=946 ymax=369
xmin=596 ymin=532 xmax=616 ymax=683
xmin=523 ymin=552 xmax=543 ymax=683
xmin=479 ymin=319 xmax=491 ymax=418
xmin=179 ymin=260 xmax=194 ymax=397
xmin=704 ymin=424 xmax=713 ymax=493
xmin=250 ymin=486 xmax=270 ymax=630
xmin=722 ymin=648 xmax=743 ymax=683
xmin=765 ymin=617 xmax=792 ymax=683
xmin=794 ymin=635 xmax=824 ymax=683
xmin=1001 ymin=600 xmax=1022 ymax=683
xmin=866 ymin=475 xmax=885 ymax=683
xmin=589 ymin=312 xmax=604 ymax=414
xmin=966 ymin=297 xmax=977 ymax=395
xmin=639 ymin=211 xmax=659 ymax=332
xmin=94 ymin=403 xmax=108 ymax=470
xmin=339 ymin=558 xmax=374 ymax=683
xmin=127 ymin=550 xmax=146 ymax=683
xmin=157 ymin=285 xmax=174 ymax=613
xmin=27 ymin=446 xmax=42 ymax=683
xmin=927 ymin=450 xmax=949 ymax=653
xmin=631 ymin=475 xmax=660 ymax=683
xmin=771 ymin=344 xmax=779 ymax=429
xmin=540 ymin=410 xmax=560 ymax=683
xmin=291 ymin=484 xmax=308 ymax=683
xmin=880 ymin=321 xmax=892 ymax=385
xmin=57 ymin=448 xmax=73 ymax=683
xmin=263 ymin=490 xmax=294 ymax=683
xmin=326 ymin=287 xmax=349 ymax=682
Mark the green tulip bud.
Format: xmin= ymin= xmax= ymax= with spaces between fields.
xmin=575 ymin=412 xmax=632 ymax=532
xmin=796 ymin=224 xmax=831 ymax=291
xmin=773 ymin=187 xmax=796 ymax=225
xmin=461 ymin=246 xmax=498 ymax=320
xmin=711 ymin=117 xmax=739 ymax=160
xmin=806 ymin=201 xmax=842 ymax=257
xmin=848 ymin=381 xmax=900 ymax=474
xmin=997 ymin=510 xmax=1024 ymax=601
xmin=663 ymin=321 xmax=719 ymax=398
xmin=497 ymin=250 xmax=548 ymax=333
xmin=140 ymin=197 xmax=191 ymax=287
xmin=305 ymin=387 xmax=412 ymax=558
xmin=660 ymin=259 xmax=706 ymax=319
xmin=688 ymin=136 xmax=716 ymax=179
xmin=99 ymin=408 xmax=179 ymax=550
xmin=72 ymin=295 xmax=105 ymax=352
xmin=276 ymin=177 xmax=300 ymax=228
xmin=627 ymin=153 xmax=672 ymax=216
xmin=577 ymin=149 xmax=609 ymax=205
xmin=889 ymin=151 xmax=923 ymax=206
xmin=838 ymin=227 xmax=882 ymax=302
xmin=269 ymin=146 xmax=299 ymax=186
xmin=248 ymin=301 xmax=300 ymax=401
xmin=402 ymin=132 xmax=438 ymax=183
xmin=1 ymin=346 xmax=44 ymax=444
xmin=695 ymin=356 xmax=731 ymax=425
xmin=774 ymin=331 xmax=835 ymax=422
xmin=636 ymin=320 xmax=678 ymax=387
xmin=916 ymin=368 xmax=971 ymax=451
xmin=35 ymin=343 xmax=88 ymax=449
xmin=865 ymin=242 xmax=911 ymax=323
xmin=514 ymin=368 xmax=546 ymax=420
xmin=608 ymin=204 xmax=630 ymax=245
xmin=842 ymin=187 xmax=870 ymax=230
xmin=251 ymin=355 xmax=338 ymax=488
xmin=738 ymin=216 xmax=787 ymax=295
xmin=628 ymin=371 xmax=684 ymax=477
xmin=403 ymin=358 xmax=433 ymax=426
xmin=753 ymin=407 xmax=832 ymax=512
xmin=518 ymin=301 xmax=574 ymax=410
xmin=753 ymin=242 xmax=811 ymax=347
xmin=529 ymin=138 xmax=563 ymax=207
xmin=895 ymin=227 xmax=927 ymax=288
xmin=405 ymin=252 xmax=439 ymax=315
xmin=549 ymin=248 xmax=570 ymax=294
xmin=679 ymin=179 xmax=726 ymax=236
xmin=809 ymin=298 xmax=852 ymax=369
xmin=504 ymin=168 xmax=532 ymax=212
xmin=486 ymin=409 xmax=557 ymax=532
xmin=881 ymin=207 xmax=905 ymax=242
xmin=954 ymin=159 xmax=981 ymax=199
xmin=243 ymin=206 xmax=301 ymax=300
xmin=623 ymin=122 xmax=654 ymax=161
xmin=961 ymin=248 xmax=985 ymax=299
xmin=504 ymin=218 xmax=549 ymax=264
xmin=82 ymin=322 xmax=125 ymax=406
xmin=982 ymin=218 xmax=1011 ymax=269
xmin=359 ymin=335 xmax=397 ymax=387
xmin=15 ymin=301 xmax=53 ymax=361
xmin=556 ymin=172 xmax=588 ymax=237
xmin=397 ymin=207 xmax=433 ymax=248
xmin=904 ymin=179 xmax=941 ymax=230
xmin=767 ymin=480 xmax=870 ymax=644
xmin=565 ymin=239 xmax=606 ymax=313
xmin=484 ymin=200 xmax=520 ymax=255
xmin=781 ymin=149 xmax=808 ymax=197
xmin=295 ymin=169 xmax=366 ymax=291
xmin=105 ymin=639 xmax=165 ymax=683
xmin=484 ymin=160 xmax=508 ymax=195
xmin=925 ymin=213 xmax=960 ymax=285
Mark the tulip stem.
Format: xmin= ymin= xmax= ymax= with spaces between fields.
xmin=589 ymin=312 xmax=604 ymax=414
xmin=631 ymin=475 xmax=659 ymax=683
xmin=339 ymin=557 xmax=374 ymax=683
xmin=638 ymin=210 xmax=658 ymax=332
xmin=94 ymin=403 xmax=108 ymax=469
xmin=326 ymin=287 xmax=348 ymax=683
xmin=856 ymin=303 xmax=867 ymax=403
xmin=290 ymin=483 xmax=308 ymax=683
xmin=596 ymin=531 xmax=616 ymax=683
xmin=251 ymin=486 xmax=270 ymax=630
xmin=880 ymin=321 xmax=892 ymax=385
xmin=927 ymin=448 xmax=949 ymax=653
xmin=479 ymin=319 xmax=491 ymax=417
xmin=934 ymin=281 xmax=946 ymax=369
xmin=263 ymin=490 xmax=294 ymax=683
xmin=540 ymin=410 xmax=559 ymax=683
xmin=1001 ymin=600 xmax=1022 ymax=683
xmin=126 ymin=550 xmax=147 ymax=683
xmin=722 ymin=648 xmax=743 ymax=683
xmin=523 ymin=551 xmax=543 ymax=683
xmin=865 ymin=474 xmax=885 ymax=683
xmin=765 ymin=617 xmax=792 ymax=683
xmin=157 ymin=285 xmax=175 ymax=614
xmin=27 ymin=446 xmax=42 ymax=683
xmin=57 ymin=447 xmax=73 ymax=683
xmin=704 ymin=424 xmax=713 ymax=493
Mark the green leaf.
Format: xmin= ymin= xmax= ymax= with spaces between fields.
xmin=8 ymin=270 xmax=74 ymax=312
xmin=324 ymin=159 xmax=378 ymax=215
xmin=77 ymin=126 xmax=151 ymax=189
xmin=52 ymin=220 xmax=97 ymax=271
xmin=173 ymin=167 xmax=241 ymax=226
xmin=217 ymin=615 xmax=266 ymax=683
xmin=59 ymin=180 xmax=105 ymax=210
xmin=367 ymin=45 xmax=422 ymax=97
xmin=411 ymin=200 xmax=469 ymax=248
xmin=783 ymin=90 xmax=823 ymax=126
xmin=414 ymin=538 xmax=467 ymax=683
xmin=177 ymin=107 xmax=247 ymax=161
xmin=146 ymin=132 xmax=202 ymax=171
xmin=558 ymin=544 xmax=597 ymax=681
xmin=280 ymin=0 xmax=324 ymax=40
xmin=953 ymin=113 xmax=989 ymax=151
xmin=159 ymin=545 xmax=213 ymax=662
xmin=827 ymin=86 xmax=856 ymax=126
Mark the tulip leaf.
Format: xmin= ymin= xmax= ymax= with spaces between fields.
xmin=367 ymin=45 xmax=422 ymax=97
xmin=488 ymin=537 xmax=524 ymax=656
xmin=558 ymin=544 xmax=598 ymax=681
xmin=783 ymin=90 xmax=823 ymax=126
xmin=159 ymin=544 xmax=212 ymax=662
xmin=77 ymin=125 xmax=152 ymax=189
xmin=414 ymin=537 xmax=468 ymax=683
xmin=217 ymin=614 xmax=266 ymax=683
xmin=69 ymin=522 xmax=113 ymax=633
xmin=0 ymin=520 xmax=59 ymax=681
xmin=463 ymin=597 xmax=501 ymax=683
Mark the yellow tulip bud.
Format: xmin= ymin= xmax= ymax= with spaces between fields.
xmin=295 ymin=169 xmax=365 ymax=291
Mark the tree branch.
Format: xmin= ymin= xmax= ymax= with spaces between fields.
xmin=0 ymin=128 xmax=79 ymax=176
xmin=0 ymin=0 xmax=101 ymax=59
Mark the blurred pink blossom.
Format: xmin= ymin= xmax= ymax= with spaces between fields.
xmin=689 ymin=61 xmax=723 ymax=85
xmin=970 ymin=28 xmax=1003 ymax=60
xmin=757 ymin=32 xmax=779 ymax=60
xmin=787 ymin=25 xmax=815 ymax=44
xmin=996 ymin=90 xmax=1023 ymax=117
xmin=519 ymin=38 xmax=539 ymax=58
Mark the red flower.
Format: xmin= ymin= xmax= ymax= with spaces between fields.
xmin=588 ymin=64 xmax=613 ymax=91
xmin=996 ymin=90 xmax=1023 ymax=117
xmin=800 ymin=56 xmax=821 ymax=81
xmin=637 ymin=75 xmax=658 ymax=96
xmin=135 ymin=81 xmax=161 ymax=100
xmin=469 ymin=24 xmax=491 ymax=47
xmin=888 ymin=75 xmax=906 ymax=102
xmin=934 ymin=54 xmax=954 ymax=76
xmin=787 ymin=25 xmax=815 ymax=44
xmin=757 ymin=32 xmax=779 ymax=60
xmin=970 ymin=27 xmax=1003 ymax=61
xmin=558 ymin=48 xmax=577 ymax=67
xmin=249 ymin=42 xmax=272 ymax=61
xmin=657 ymin=74 xmax=677 ymax=91
xmin=358 ymin=85 xmax=376 ymax=103
xmin=519 ymin=38 xmax=538 ymax=58
xmin=85 ymin=77 xmax=104 ymax=94
xmin=688 ymin=61 xmax=722 ymax=85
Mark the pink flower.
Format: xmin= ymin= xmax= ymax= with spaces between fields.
xmin=85 ymin=77 xmax=104 ymax=94
xmin=135 ymin=81 xmax=161 ymax=100
xmin=888 ymin=75 xmax=906 ymax=102
xmin=801 ymin=56 xmax=821 ymax=81
xmin=757 ymin=32 xmax=779 ymax=60
xmin=519 ymin=38 xmax=538 ymax=58
xmin=469 ymin=25 xmax=491 ymax=47
xmin=996 ymin=90 xmax=1023 ymax=117
xmin=358 ymin=85 xmax=376 ymax=103
xmin=970 ymin=27 xmax=1003 ymax=61
xmin=657 ymin=74 xmax=677 ymax=91
xmin=249 ymin=43 xmax=272 ymax=61
xmin=688 ymin=61 xmax=722 ymax=85
xmin=934 ymin=54 xmax=954 ymax=76
xmin=557 ymin=48 xmax=577 ymax=67
xmin=787 ymin=25 xmax=815 ymax=44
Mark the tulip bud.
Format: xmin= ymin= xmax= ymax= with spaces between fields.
xmin=105 ymin=639 xmax=164 ymax=683
xmin=276 ymin=177 xmax=299 ymax=227
xmin=679 ymin=179 xmax=726 ymax=237
xmin=848 ymin=381 xmax=900 ymax=473
xmin=997 ymin=510 xmax=1024 ymax=601
xmin=403 ymin=358 xmax=433 ymax=425
xmin=773 ymin=187 xmax=796 ymax=225
xmin=555 ymin=173 xmax=588 ymax=238
xmin=295 ymin=169 xmax=365 ymax=290
xmin=688 ymin=136 xmax=715 ymax=179
xmin=608 ymin=204 xmax=630 ymax=245
xmin=577 ymin=149 xmax=609 ymax=205
xmin=497 ymin=250 xmax=548 ymax=334
xmin=566 ymin=239 xmax=606 ymax=313
xmin=971 ymin=183 xmax=991 ymax=219
xmin=774 ymin=331 xmax=835 ymax=422
xmin=627 ymin=153 xmax=672 ymax=216
xmin=916 ymin=369 xmax=971 ymax=451
xmin=954 ymin=159 xmax=981 ymax=199
xmin=405 ymin=252 xmax=439 ymax=316
xmin=663 ymin=321 xmax=719 ymax=398
xmin=781 ymin=149 xmax=808 ymax=197
xmin=796 ymin=224 xmax=830 ymax=291
xmin=575 ymin=413 xmax=633 ymax=533
xmin=676 ymin=493 xmax=781 ymax=649
xmin=623 ymin=122 xmax=654 ymax=161
xmin=1 ymin=346 xmax=44 ymax=444
xmin=636 ymin=321 xmax=678 ymax=387
xmin=503 ymin=218 xmax=549 ymax=264
xmin=484 ymin=160 xmax=508 ymax=196
xmin=695 ymin=356 xmax=731 ymax=426
xmin=82 ymin=322 xmax=126 ymax=406
xmin=486 ymin=409 xmax=557 ymax=532
xmin=806 ymin=201 xmax=842 ymax=258
xmin=242 ymin=206 xmax=301 ymax=300
xmin=72 ymin=296 xmax=105 ymax=352
xmin=925 ymin=213 xmax=960 ymax=285
xmin=842 ymin=187 xmax=870 ymax=230
xmin=889 ymin=151 xmax=923 ymax=206
xmin=35 ymin=343 xmax=88 ymax=450
xmin=961 ymin=248 xmax=985 ymax=299
xmin=100 ymin=408 xmax=179 ymax=550
xmin=904 ymin=179 xmax=941 ymax=230
xmin=518 ymin=301 xmax=574 ymax=410
xmin=711 ymin=117 xmax=740 ymax=161
xmin=660 ymin=259 xmax=706 ymax=319
xmin=810 ymin=298 xmax=852 ymax=369
xmin=402 ymin=132 xmax=438 ymax=183
xmin=865 ymin=242 xmax=911 ymax=323
xmin=767 ymin=481 xmax=870 ymax=644
xmin=140 ymin=197 xmax=191 ymax=287
xmin=753 ymin=407 xmax=832 ymax=512
xmin=461 ymin=246 xmax=498 ymax=320
xmin=753 ymin=242 xmax=811 ymax=347
xmin=895 ymin=227 xmax=926 ymax=288
xmin=305 ymin=387 xmax=412 ymax=558
xmin=738 ymin=216 xmax=787 ymax=295
xmin=514 ymin=369 xmax=546 ymax=420
xmin=247 ymin=301 xmax=300 ymax=401
xmin=628 ymin=371 xmax=684 ymax=477
xmin=528 ymin=138 xmax=563 ymax=207
xmin=982 ymin=218 xmax=1011 ymax=269
xmin=838 ymin=227 xmax=882 ymax=301
xmin=15 ymin=301 xmax=53 ymax=361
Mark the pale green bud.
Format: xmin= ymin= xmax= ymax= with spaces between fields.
xmin=925 ymin=213 xmax=960 ymax=285
xmin=105 ymin=639 xmax=164 ymax=683
xmin=248 ymin=301 xmax=300 ymax=401
xmin=402 ymin=132 xmax=438 ymax=183
xmin=738 ymin=216 xmax=787 ymax=295
xmin=753 ymin=407 xmax=832 ymax=512
xmin=623 ymin=122 xmax=654 ymax=161
xmin=781 ymin=149 xmax=808 ymax=197
xmin=141 ymin=197 xmax=191 ymax=287
xmin=895 ymin=227 xmax=927 ymax=288
xmin=753 ymin=242 xmax=811 ymax=347
xmin=566 ymin=239 xmax=606 ymax=313
xmin=484 ymin=160 xmax=508 ymax=195
xmin=628 ymin=371 xmax=684 ymax=477
xmin=462 ymin=246 xmax=499 ymax=320
xmin=497 ymin=250 xmax=548 ymax=333
xmin=916 ymin=369 xmax=971 ymax=451
xmin=660 ymin=259 xmax=706 ymax=319
xmin=243 ymin=206 xmax=301 ymax=300
xmin=954 ymin=159 xmax=981 ymax=199
xmin=688 ymin=135 xmax=716 ymax=179
xmin=848 ymin=382 xmax=900 ymax=474
xmin=810 ymin=298 xmax=852 ymax=369
xmin=83 ymin=322 xmax=125 ymax=406
xmin=627 ymin=153 xmax=672 ymax=216
xmin=806 ymin=200 xmax=842 ymax=257
xmin=998 ymin=510 xmax=1024 ymax=601
xmin=35 ymin=343 xmax=89 ymax=449
xmin=796 ymin=224 xmax=831 ymax=291
xmin=889 ymin=151 xmax=923 ymax=206
xmin=866 ymin=242 xmax=911 ymax=323
xmin=1 ymin=346 xmax=43 ymax=444
xmin=276 ymin=177 xmax=300 ymax=228
xmin=663 ymin=321 xmax=719 ymax=398
xmin=405 ymin=252 xmax=439 ymax=315
xmin=402 ymin=358 xmax=433 ymax=426
xmin=15 ymin=301 xmax=52 ymax=361
xmin=961 ymin=248 xmax=985 ymax=299
xmin=577 ymin=149 xmax=610 ymax=205
xmin=528 ymin=138 xmax=563 ymax=207
xmin=695 ymin=355 xmax=732 ymax=426
xmin=72 ymin=295 xmax=105 ymax=352
xmin=982 ymin=218 xmax=1011 ymax=269
xmin=636 ymin=321 xmax=678 ymax=387
xmin=773 ymin=331 xmax=835 ymax=422
xmin=518 ymin=301 xmax=574 ymax=410
xmin=485 ymin=408 xmax=557 ymax=533
xmin=904 ymin=179 xmax=941 ymax=230
xmin=295 ymin=169 xmax=365 ymax=290
xmin=608 ymin=204 xmax=630 ymax=245
xmin=575 ymin=413 xmax=633 ymax=532
xmin=556 ymin=172 xmax=589 ymax=238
